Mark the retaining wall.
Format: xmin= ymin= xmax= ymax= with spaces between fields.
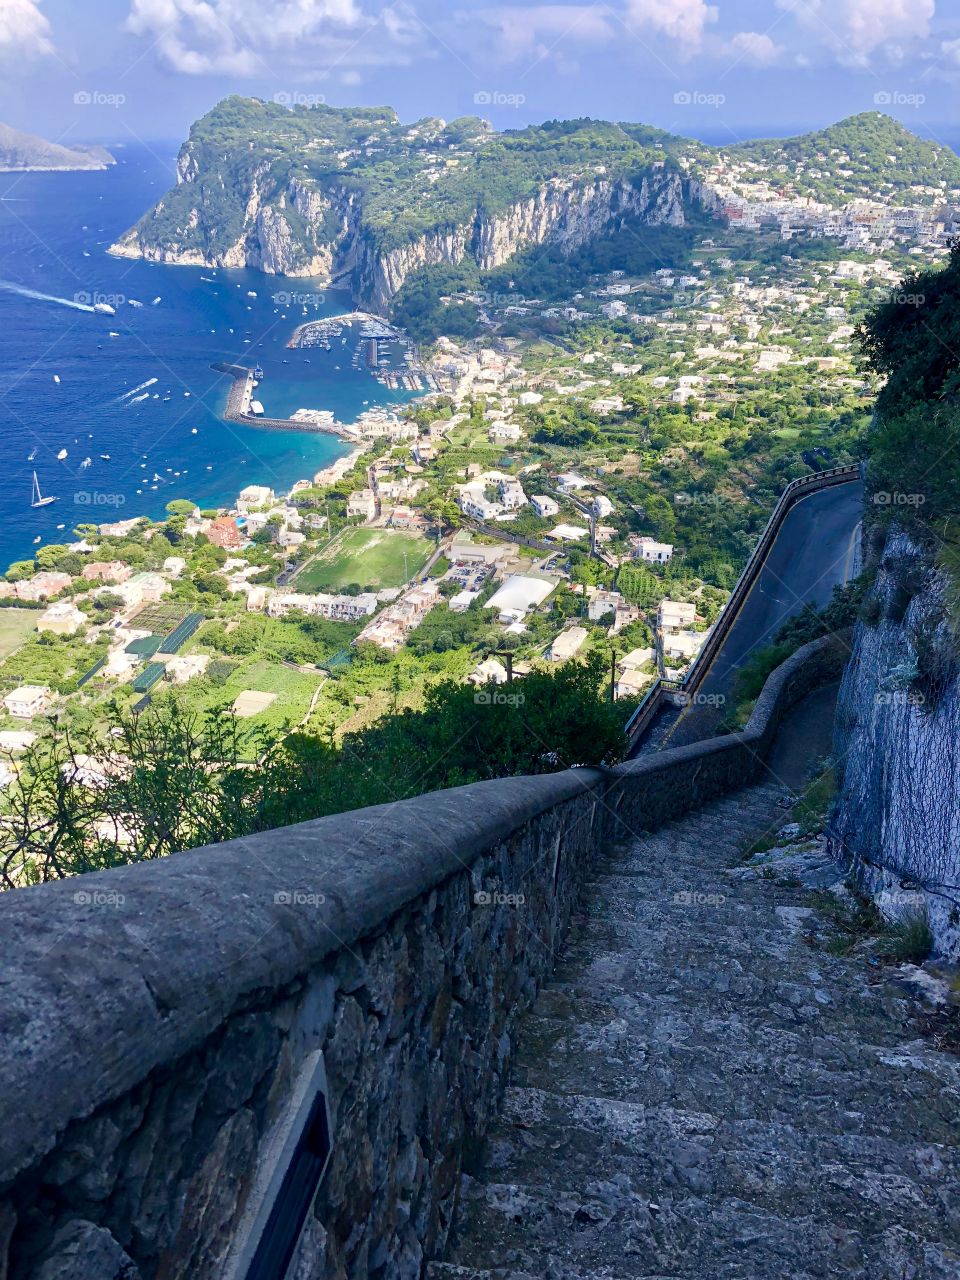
xmin=0 ymin=635 xmax=846 ymax=1280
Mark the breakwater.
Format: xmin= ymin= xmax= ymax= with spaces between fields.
xmin=212 ymin=363 xmax=354 ymax=439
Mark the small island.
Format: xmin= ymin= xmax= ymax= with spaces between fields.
xmin=0 ymin=122 xmax=115 ymax=173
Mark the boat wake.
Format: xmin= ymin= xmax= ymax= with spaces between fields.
xmin=0 ymin=279 xmax=96 ymax=313
xmin=112 ymin=376 xmax=158 ymax=404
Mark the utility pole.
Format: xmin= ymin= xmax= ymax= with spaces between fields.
xmin=492 ymin=649 xmax=515 ymax=683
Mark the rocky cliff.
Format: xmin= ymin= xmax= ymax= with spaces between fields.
xmin=353 ymin=170 xmax=687 ymax=312
xmin=831 ymin=525 xmax=960 ymax=960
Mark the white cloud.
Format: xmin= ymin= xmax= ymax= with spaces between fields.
xmin=125 ymin=0 xmax=370 ymax=75
xmin=777 ymin=0 xmax=935 ymax=65
xmin=625 ymin=0 xmax=718 ymax=52
xmin=470 ymin=6 xmax=618 ymax=63
xmin=726 ymin=30 xmax=782 ymax=66
xmin=0 ymin=0 xmax=52 ymax=58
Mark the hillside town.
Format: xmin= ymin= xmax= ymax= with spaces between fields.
xmin=0 ymin=191 xmax=919 ymax=771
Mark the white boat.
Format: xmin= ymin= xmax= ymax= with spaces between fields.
xmin=31 ymin=472 xmax=56 ymax=508
xmin=53 ymin=374 xmax=60 ymax=384
xmin=100 ymin=453 xmax=110 ymax=460
xmin=80 ymin=457 xmax=91 ymax=469
xmin=56 ymin=448 xmax=67 ymax=460
xmin=151 ymin=297 xmax=161 ymax=305
xmin=94 ymin=302 xmax=116 ymax=316
xmin=27 ymin=447 xmax=36 ymax=462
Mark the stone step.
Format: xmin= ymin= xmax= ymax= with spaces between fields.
xmin=508 ymin=1011 xmax=960 ymax=1144
xmin=447 ymin=1176 xmax=960 ymax=1279
xmin=438 ymin=783 xmax=960 ymax=1280
xmin=471 ymin=1086 xmax=959 ymax=1237
xmin=547 ymin=946 xmax=910 ymax=1038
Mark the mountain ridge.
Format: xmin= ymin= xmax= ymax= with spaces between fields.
xmin=109 ymin=100 xmax=959 ymax=313
xmin=0 ymin=122 xmax=115 ymax=172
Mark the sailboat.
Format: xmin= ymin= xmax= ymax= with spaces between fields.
xmin=27 ymin=447 xmax=37 ymax=462
xmin=31 ymin=472 xmax=56 ymax=508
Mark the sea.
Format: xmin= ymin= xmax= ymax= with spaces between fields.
xmin=0 ymin=143 xmax=421 ymax=569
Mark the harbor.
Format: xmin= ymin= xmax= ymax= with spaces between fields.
xmin=287 ymin=311 xmax=439 ymax=394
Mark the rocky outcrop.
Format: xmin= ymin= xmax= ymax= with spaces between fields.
xmin=353 ymin=171 xmax=687 ymax=312
xmin=110 ymin=156 xmax=697 ymax=314
xmin=831 ymin=525 xmax=960 ymax=960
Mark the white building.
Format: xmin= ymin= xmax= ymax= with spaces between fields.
xmin=530 ymin=495 xmax=559 ymax=518
xmin=548 ymin=626 xmax=589 ymax=662
xmin=36 ymin=601 xmax=86 ymax=636
xmin=488 ymin=423 xmax=523 ymax=443
xmin=633 ymin=536 xmax=674 ymax=564
xmin=237 ymin=485 xmax=275 ymax=514
xmin=593 ymin=495 xmax=614 ymax=519
xmin=557 ymin=473 xmax=590 ymax=493
xmin=346 ymin=490 xmax=377 ymax=520
xmin=486 ymin=576 xmax=554 ymax=624
xmin=3 ymin=686 xmax=53 ymax=719
xmin=658 ymin=600 xmax=697 ymax=633
xmin=587 ymin=590 xmax=621 ymax=621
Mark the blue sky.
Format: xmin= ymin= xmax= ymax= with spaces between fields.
xmin=1 ymin=0 xmax=958 ymax=147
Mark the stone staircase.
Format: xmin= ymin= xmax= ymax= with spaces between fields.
xmin=428 ymin=783 xmax=960 ymax=1280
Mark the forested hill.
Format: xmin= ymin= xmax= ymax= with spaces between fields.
xmin=708 ymin=112 xmax=960 ymax=206
xmin=110 ymin=100 xmax=960 ymax=305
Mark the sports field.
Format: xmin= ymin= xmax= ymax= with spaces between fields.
xmin=0 ymin=610 xmax=38 ymax=661
xmin=297 ymin=528 xmax=432 ymax=592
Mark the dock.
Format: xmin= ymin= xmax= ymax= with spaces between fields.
xmin=211 ymin=363 xmax=353 ymax=438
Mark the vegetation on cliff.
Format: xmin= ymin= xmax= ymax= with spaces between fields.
xmin=859 ymin=241 xmax=960 ymax=521
xmin=0 ymin=656 xmax=625 ymax=886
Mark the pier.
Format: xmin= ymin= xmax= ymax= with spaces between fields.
xmin=211 ymin=363 xmax=354 ymax=439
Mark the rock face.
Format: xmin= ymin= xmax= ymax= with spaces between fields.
xmin=832 ymin=525 xmax=960 ymax=960
xmin=112 ymin=165 xmax=691 ymax=314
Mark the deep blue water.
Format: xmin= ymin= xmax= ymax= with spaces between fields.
xmin=0 ymin=144 xmax=419 ymax=568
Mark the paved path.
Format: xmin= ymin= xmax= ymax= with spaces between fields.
xmin=430 ymin=780 xmax=960 ymax=1279
xmin=659 ymin=479 xmax=863 ymax=748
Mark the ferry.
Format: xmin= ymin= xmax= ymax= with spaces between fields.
xmin=31 ymin=472 xmax=56 ymax=508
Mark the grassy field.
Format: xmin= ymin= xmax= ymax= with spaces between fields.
xmin=297 ymin=527 xmax=433 ymax=592
xmin=176 ymin=658 xmax=324 ymax=753
xmin=0 ymin=610 xmax=38 ymax=661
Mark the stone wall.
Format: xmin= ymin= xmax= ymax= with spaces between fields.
xmin=0 ymin=635 xmax=846 ymax=1280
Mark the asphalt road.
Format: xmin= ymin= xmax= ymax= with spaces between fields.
xmin=655 ymin=478 xmax=864 ymax=749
